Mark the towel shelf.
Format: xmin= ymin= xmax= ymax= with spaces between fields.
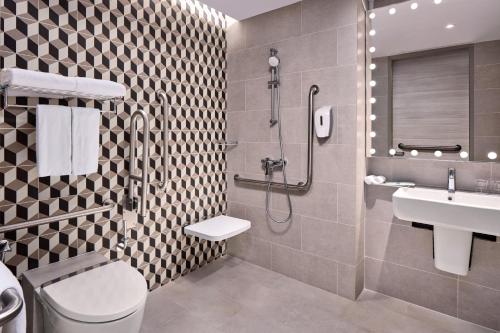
xmin=0 ymin=288 xmax=23 ymax=328
xmin=0 ymin=85 xmax=124 ymax=113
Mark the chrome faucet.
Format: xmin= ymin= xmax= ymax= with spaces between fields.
xmin=448 ymin=168 xmax=456 ymax=199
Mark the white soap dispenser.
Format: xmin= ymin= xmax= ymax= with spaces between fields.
xmin=314 ymin=105 xmax=332 ymax=138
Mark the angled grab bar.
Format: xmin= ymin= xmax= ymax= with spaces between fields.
xmin=0 ymin=288 xmax=23 ymax=328
xmin=127 ymin=109 xmax=150 ymax=217
xmin=234 ymin=84 xmax=319 ymax=192
xmin=156 ymin=91 xmax=169 ymax=192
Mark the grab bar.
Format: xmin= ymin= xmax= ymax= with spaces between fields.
xmin=0 ymin=200 xmax=116 ymax=234
xmin=398 ymin=143 xmax=462 ymax=152
xmin=0 ymin=288 xmax=23 ymax=328
xmin=234 ymin=84 xmax=319 ymax=192
xmin=127 ymin=109 xmax=150 ymax=217
xmin=156 ymin=91 xmax=169 ymax=192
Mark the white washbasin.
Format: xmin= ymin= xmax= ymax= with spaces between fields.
xmin=393 ymin=187 xmax=500 ymax=276
xmin=393 ymin=187 xmax=500 ymax=236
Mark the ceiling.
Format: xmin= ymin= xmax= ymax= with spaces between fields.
xmin=370 ymin=0 xmax=500 ymax=57
xmin=200 ymin=0 xmax=301 ymax=20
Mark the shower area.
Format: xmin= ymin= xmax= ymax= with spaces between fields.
xmin=225 ymin=0 xmax=366 ymax=299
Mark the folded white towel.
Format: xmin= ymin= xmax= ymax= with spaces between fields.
xmin=36 ymin=105 xmax=72 ymax=177
xmin=71 ymin=107 xmax=100 ymax=175
xmin=0 ymin=262 xmax=26 ymax=333
xmin=0 ymin=68 xmax=77 ymax=98
xmin=75 ymin=77 xmax=126 ymax=99
xmin=364 ymin=175 xmax=387 ymax=185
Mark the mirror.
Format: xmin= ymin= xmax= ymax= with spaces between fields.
xmin=366 ymin=0 xmax=500 ymax=162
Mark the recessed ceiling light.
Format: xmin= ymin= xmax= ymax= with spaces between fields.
xmin=411 ymin=2 xmax=418 ymax=10
xmin=389 ymin=7 xmax=396 ymax=15
xmin=369 ymin=12 xmax=376 ymax=19
xmin=434 ymin=0 xmax=442 ymax=4
xmin=369 ymin=46 xmax=376 ymax=53
xmin=446 ymin=24 xmax=455 ymax=29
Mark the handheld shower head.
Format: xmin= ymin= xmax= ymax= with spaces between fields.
xmin=268 ymin=55 xmax=280 ymax=67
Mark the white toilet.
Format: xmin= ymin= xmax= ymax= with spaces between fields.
xmin=35 ymin=260 xmax=148 ymax=333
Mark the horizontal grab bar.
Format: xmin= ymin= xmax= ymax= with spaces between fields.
xmin=0 ymin=288 xmax=23 ymax=328
xmin=397 ymin=143 xmax=462 ymax=152
xmin=233 ymin=174 xmax=309 ymax=192
xmin=0 ymin=200 xmax=115 ymax=234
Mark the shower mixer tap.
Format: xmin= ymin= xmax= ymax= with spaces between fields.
xmin=261 ymin=157 xmax=286 ymax=176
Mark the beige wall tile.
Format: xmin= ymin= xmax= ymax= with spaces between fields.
xmin=301 ymin=0 xmax=357 ymax=34
xmin=365 ymin=258 xmax=458 ymax=316
xmin=458 ymin=281 xmax=500 ymax=330
xmin=245 ymin=73 xmax=302 ymax=111
xmin=227 ymin=21 xmax=246 ymax=53
xmin=226 ymin=80 xmax=245 ymax=112
xmin=338 ymin=261 xmax=364 ymax=300
xmin=228 ymin=233 xmax=271 ymax=269
xmin=462 ymin=239 xmax=500 ymax=291
xmin=313 ymin=144 xmax=356 ymax=185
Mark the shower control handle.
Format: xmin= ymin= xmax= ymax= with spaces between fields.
xmin=261 ymin=158 xmax=286 ymax=176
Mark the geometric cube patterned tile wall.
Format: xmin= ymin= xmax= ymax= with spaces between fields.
xmin=0 ymin=0 xmax=227 ymax=290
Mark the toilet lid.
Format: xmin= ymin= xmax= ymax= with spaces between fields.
xmin=40 ymin=261 xmax=148 ymax=323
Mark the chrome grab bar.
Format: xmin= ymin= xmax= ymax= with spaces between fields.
xmin=0 ymin=200 xmax=116 ymax=234
xmin=0 ymin=288 xmax=24 ymax=328
xmin=127 ymin=109 xmax=150 ymax=217
xmin=398 ymin=143 xmax=462 ymax=152
xmin=234 ymin=84 xmax=319 ymax=192
xmin=156 ymin=91 xmax=169 ymax=192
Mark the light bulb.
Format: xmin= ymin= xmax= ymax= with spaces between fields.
xmin=370 ymin=114 xmax=376 ymax=120
xmin=369 ymin=63 xmax=377 ymax=70
xmin=389 ymin=7 xmax=396 ymax=15
xmin=460 ymin=151 xmax=468 ymax=159
xmin=446 ymin=24 xmax=455 ymax=29
xmin=370 ymin=148 xmax=376 ymax=155
xmin=370 ymin=131 xmax=376 ymax=138
xmin=389 ymin=148 xmax=396 ymax=156
xmin=488 ymin=152 xmax=497 ymax=160
xmin=411 ymin=2 xmax=418 ymax=10
xmin=369 ymin=12 xmax=376 ymax=19
xmin=410 ymin=150 xmax=418 ymax=157
xmin=369 ymin=29 xmax=376 ymax=36
xmin=434 ymin=0 xmax=442 ymax=4
xmin=369 ymin=47 xmax=376 ymax=53
xmin=434 ymin=150 xmax=442 ymax=158
xmin=370 ymin=97 xmax=377 ymax=104
xmin=370 ymin=80 xmax=377 ymax=87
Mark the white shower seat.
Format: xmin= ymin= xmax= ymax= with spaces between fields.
xmin=184 ymin=216 xmax=251 ymax=241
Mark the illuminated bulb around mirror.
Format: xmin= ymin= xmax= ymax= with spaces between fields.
xmin=389 ymin=7 xmax=396 ymax=15
xmin=488 ymin=152 xmax=497 ymax=160
xmin=370 ymin=114 xmax=376 ymax=121
xmin=369 ymin=12 xmax=376 ymax=19
xmin=370 ymin=97 xmax=377 ymax=104
xmin=460 ymin=151 xmax=468 ymax=159
xmin=370 ymin=131 xmax=376 ymax=138
xmin=369 ymin=47 xmax=376 ymax=53
xmin=446 ymin=24 xmax=455 ymax=29
xmin=369 ymin=29 xmax=376 ymax=36
xmin=434 ymin=150 xmax=442 ymax=158
xmin=411 ymin=2 xmax=418 ymax=10
xmin=369 ymin=63 xmax=377 ymax=70
xmin=370 ymin=148 xmax=376 ymax=155
xmin=389 ymin=148 xmax=396 ymax=156
xmin=410 ymin=150 xmax=418 ymax=157
xmin=434 ymin=0 xmax=442 ymax=4
xmin=370 ymin=80 xmax=377 ymax=87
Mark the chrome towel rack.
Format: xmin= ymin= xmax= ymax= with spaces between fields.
xmin=0 ymin=200 xmax=116 ymax=235
xmin=234 ymin=84 xmax=319 ymax=192
xmin=0 ymin=288 xmax=23 ymax=328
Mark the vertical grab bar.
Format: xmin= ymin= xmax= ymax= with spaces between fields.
xmin=156 ymin=91 xmax=169 ymax=191
xmin=128 ymin=109 xmax=150 ymax=217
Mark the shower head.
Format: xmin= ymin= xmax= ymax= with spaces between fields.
xmin=268 ymin=55 xmax=280 ymax=67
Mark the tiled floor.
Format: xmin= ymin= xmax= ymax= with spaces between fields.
xmin=140 ymin=256 xmax=495 ymax=333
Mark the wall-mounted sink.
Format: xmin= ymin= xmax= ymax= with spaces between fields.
xmin=393 ymin=187 xmax=500 ymax=276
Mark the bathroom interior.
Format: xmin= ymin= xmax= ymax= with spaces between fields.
xmin=0 ymin=0 xmax=499 ymax=332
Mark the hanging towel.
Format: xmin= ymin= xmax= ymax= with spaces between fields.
xmin=0 ymin=68 xmax=77 ymax=98
xmin=36 ymin=105 xmax=72 ymax=177
xmin=75 ymin=77 xmax=126 ymax=99
xmin=0 ymin=262 xmax=26 ymax=333
xmin=71 ymin=107 xmax=100 ymax=175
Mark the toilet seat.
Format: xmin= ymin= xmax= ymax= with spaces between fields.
xmin=39 ymin=261 xmax=148 ymax=323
